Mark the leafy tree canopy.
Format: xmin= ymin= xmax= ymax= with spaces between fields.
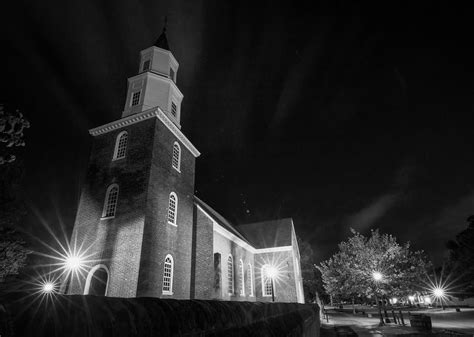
xmin=317 ymin=229 xmax=431 ymax=301
xmin=0 ymin=104 xmax=30 ymax=165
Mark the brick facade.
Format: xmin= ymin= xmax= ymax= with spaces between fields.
xmin=66 ymin=38 xmax=304 ymax=304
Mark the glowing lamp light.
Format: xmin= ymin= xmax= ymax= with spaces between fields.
xmin=433 ymin=287 xmax=445 ymax=298
xmin=266 ymin=266 xmax=278 ymax=279
xmin=65 ymin=255 xmax=83 ymax=271
xmin=424 ymin=296 xmax=432 ymax=304
xmin=391 ymin=297 xmax=398 ymax=304
xmin=42 ymin=281 xmax=56 ymax=294
xmin=372 ymin=271 xmax=383 ymax=281
xmin=408 ymin=295 xmax=415 ymax=302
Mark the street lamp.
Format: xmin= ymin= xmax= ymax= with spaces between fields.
xmin=62 ymin=253 xmax=84 ymax=294
xmin=372 ymin=271 xmax=385 ymax=326
xmin=266 ymin=266 xmax=278 ymax=302
xmin=432 ymin=287 xmax=445 ymax=310
xmin=42 ymin=281 xmax=56 ymax=294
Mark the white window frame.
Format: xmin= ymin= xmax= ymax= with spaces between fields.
xmin=167 ymin=192 xmax=178 ymax=226
xmin=239 ymin=259 xmax=245 ymax=296
xmin=162 ymin=254 xmax=174 ymax=295
xmin=130 ymin=90 xmax=141 ymax=106
xmin=102 ymin=184 xmax=119 ymax=219
xmin=261 ymin=264 xmax=274 ymax=297
xmin=113 ymin=131 xmax=128 ymax=161
xmin=227 ymin=255 xmax=234 ymax=295
xmin=248 ymin=263 xmax=254 ymax=297
xmin=172 ymin=142 xmax=181 ymax=172
xmin=84 ymin=264 xmax=109 ymax=296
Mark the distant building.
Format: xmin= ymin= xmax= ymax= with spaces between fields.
xmin=67 ymin=27 xmax=304 ymax=303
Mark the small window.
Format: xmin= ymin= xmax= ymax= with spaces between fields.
xmin=172 ymin=142 xmax=181 ymax=171
xmin=171 ymin=102 xmax=177 ymax=117
xmin=167 ymin=192 xmax=177 ymax=225
xmin=103 ymin=184 xmax=119 ymax=218
xmin=131 ymin=91 xmax=141 ymax=106
xmin=262 ymin=265 xmax=273 ymax=297
xmin=113 ymin=131 xmax=128 ymax=160
xmin=227 ymin=255 xmax=234 ymax=294
xmin=142 ymin=60 xmax=151 ymax=72
xmin=239 ymin=259 xmax=245 ymax=296
xmin=170 ymin=67 xmax=175 ymax=82
xmin=247 ymin=264 xmax=254 ymax=296
xmin=162 ymin=255 xmax=174 ymax=294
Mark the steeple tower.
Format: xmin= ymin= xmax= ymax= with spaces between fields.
xmin=122 ymin=21 xmax=183 ymax=128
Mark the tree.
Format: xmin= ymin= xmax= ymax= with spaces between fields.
xmin=297 ymin=236 xmax=328 ymax=304
xmin=318 ymin=229 xmax=431 ymax=303
xmin=0 ymin=104 xmax=30 ymax=165
xmin=0 ymin=227 xmax=31 ymax=283
xmin=445 ymin=215 xmax=474 ymax=297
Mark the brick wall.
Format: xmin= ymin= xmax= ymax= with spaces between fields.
xmin=136 ymin=119 xmax=196 ymax=299
xmin=68 ymin=118 xmax=156 ymax=297
xmin=213 ymin=231 xmax=256 ymax=301
xmin=254 ymin=251 xmax=298 ymax=303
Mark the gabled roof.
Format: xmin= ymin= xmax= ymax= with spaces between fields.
xmin=236 ymin=218 xmax=294 ymax=249
xmin=193 ymin=196 xmax=250 ymax=244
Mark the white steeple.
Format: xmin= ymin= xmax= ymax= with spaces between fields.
xmin=122 ymin=23 xmax=183 ymax=128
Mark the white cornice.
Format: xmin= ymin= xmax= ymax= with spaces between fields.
xmin=89 ymin=107 xmax=200 ymax=157
xmin=196 ymin=203 xmax=294 ymax=255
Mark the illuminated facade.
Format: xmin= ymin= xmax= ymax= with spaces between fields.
xmin=67 ymin=28 xmax=304 ymax=303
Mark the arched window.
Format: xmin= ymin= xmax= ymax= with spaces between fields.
xmin=239 ymin=259 xmax=245 ymax=296
xmin=162 ymin=254 xmax=174 ymax=295
xmin=247 ymin=263 xmax=254 ymax=296
xmin=227 ymin=255 xmax=234 ymax=294
xmin=167 ymin=192 xmax=178 ymax=225
xmin=172 ymin=142 xmax=181 ymax=172
xmin=84 ymin=264 xmax=109 ymax=296
xmin=262 ymin=265 xmax=273 ymax=297
xmin=102 ymin=184 xmax=119 ymax=218
xmin=113 ymin=131 xmax=128 ymax=160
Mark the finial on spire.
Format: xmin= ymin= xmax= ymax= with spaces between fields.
xmin=154 ymin=15 xmax=170 ymax=51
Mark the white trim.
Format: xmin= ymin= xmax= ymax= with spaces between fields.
xmin=172 ymin=142 xmax=181 ymax=172
xmin=162 ymin=254 xmax=174 ymax=295
xmin=84 ymin=264 xmax=109 ymax=296
xmin=239 ymin=259 xmax=245 ymax=296
xmin=167 ymin=192 xmax=178 ymax=226
xmin=248 ymin=263 xmax=254 ymax=297
xmin=89 ymin=107 xmax=200 ymax=158
xmin=112 ymin=131 xmax=128 ymax=161
xmin=227 ymin=254 xmax=234 ymax=295
xmin=102 ymin=184 xmax=119 ymax=219
xmin=255 ymin=246 xmax=293 ymax=254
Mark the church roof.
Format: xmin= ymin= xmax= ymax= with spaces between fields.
xmin=194 ymin=196 xmax=250 ymax=244
xmin=236 ymin=218 xmax=294 ymax=249
xmin=154 ymin=28 xmax=170 ymax=51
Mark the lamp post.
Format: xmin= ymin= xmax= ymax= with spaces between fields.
xmin=42 ymin=281 xmax=56 ymax=294
xmin=372 ymin=271 xmax=385 ymax=326
xmin=266 ymin=266 xmax=278 ymax=302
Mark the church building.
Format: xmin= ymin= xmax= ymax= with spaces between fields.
xmin=67 ymin=27 xmax=305 ymax=304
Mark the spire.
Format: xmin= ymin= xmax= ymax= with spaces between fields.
xmin=154 ymin=16 xmax=170 ymax=51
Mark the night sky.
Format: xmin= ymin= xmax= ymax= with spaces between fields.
xmin=1 ymin=1 xmax=473 ymax=265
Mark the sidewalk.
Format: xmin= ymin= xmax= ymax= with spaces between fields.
xmin=321 ymin=310 xmax=474 ymax=337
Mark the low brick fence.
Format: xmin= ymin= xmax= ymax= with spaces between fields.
xmin=1 ymin=294 xmax=319 ymax=337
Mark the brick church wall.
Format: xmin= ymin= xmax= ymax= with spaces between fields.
xmin=136 ymin=119 xmax=196 ymax=299
xmin=213 ymin=231 xmax=256 ymax=301
xmin=254 ymin=251 xmax=298 ymax=303
xmin=190 ymin=206 xmax=214 ymax=299
xmin=68 ymin=118 xmax=156 ymax=297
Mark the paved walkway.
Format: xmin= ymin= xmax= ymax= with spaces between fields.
xmin=321 ymin=309 xmax=474 ymax=337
